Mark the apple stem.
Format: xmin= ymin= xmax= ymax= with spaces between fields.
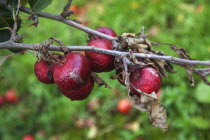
xmin=48 ymin=53 xmax=65 ymax=64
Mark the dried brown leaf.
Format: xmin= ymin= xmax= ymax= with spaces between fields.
xmin=151 ymin=59 xmax=168 ymax=77
xmin=128 ymin=88 xmax=167 ymax=129
xmin=186 ymin=65 xmax=195 ymax=86
xmin=164 ymin=61 xmax=176 ymax=73
xmin=170 ymin=45 xmax=195 ymax=86
xmin=170 ymin=45 xmax=190 ymax=59
xmin=149 ymin=99 xmax=167 ymax=129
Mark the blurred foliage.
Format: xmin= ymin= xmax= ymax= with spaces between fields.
xmin=0 ymin=0 xmax=210 ymax=139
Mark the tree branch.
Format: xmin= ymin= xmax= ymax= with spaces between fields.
xmin=9 ymin=0 xmax=23 ymax=42
xmin=60 ymin=0 xmax=74 ymax=18
xmin=16 ymin=4 xmax=116 ymax=41
xmin=1 ymin=41 xmax=210 ymax=66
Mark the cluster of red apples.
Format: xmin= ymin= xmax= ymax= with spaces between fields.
xmin=34 ymin=27 xmax=162 ymax=101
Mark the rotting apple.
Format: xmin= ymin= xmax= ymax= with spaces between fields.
xmin=53 ymin=52 xmax=92 ymax=90
xmin=34 ymin=59 xmax=55 ymax=84
xmin=59 ymin=77 xmax=94 ymax=101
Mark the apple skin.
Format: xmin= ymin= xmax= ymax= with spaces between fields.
xmin=5 ymin=89 xmax=18 ymax=103
xmin=53 ymin=52 xmax=92 ymax=90
xmin=59 ymin=78 xmax=94 ymax=101
xmin=86 ymin=40 xmax=115 ymax=72
xmin=130 ymin=66 xmax=161 ymax=95
xmin=117 ymin=98 xmax=132 ymax=114
xmin=22 ymin=135 xmax=34 ymax=140
xmin=34 ymin=60 xmax=55 ymax=84
xmin=91 ymin=27 xmax=117 ymax=41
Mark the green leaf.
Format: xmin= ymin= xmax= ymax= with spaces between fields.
xmin=194 ymin=82 xmax=210 ymax=103
xmin=28 ymin=0 xmax=52 ymax=12
xmin=0 ymin=5 xmax=14 ymax=42
xmin=21 ymin=0 xmax=28 ymax=7
xmin=6 ymin=0 xmax=18 ymax=10
xmin=0 ymin=29 xmax=11 ymax=42
xmin=0 ymin=5 xmax=22 ymax=53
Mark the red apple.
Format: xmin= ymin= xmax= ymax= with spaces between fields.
xmin=130 ymin=67 xmax=161 ymax=95
xmin=53 ymin=52 xmax=92 ymax=90
xmin=5 ymin=89 xmax=18 ymax=103
xmin=86 ymin=40 xmax=115 ymax=72
xmin=59 ymin=77 xmax=94 ymax=101
xmin=91 ymin=27 xmax=117 ymax=41
xmin=117 ymin=98 xmax=132 ymax=114
xmin=34 ymin=59 xmax=55 ymax=84
xmin=22 ymin=135 xmax=34 ymax=140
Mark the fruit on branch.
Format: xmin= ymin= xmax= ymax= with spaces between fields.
xmin=116 ymin=58 xmax=145 ymax=86
xmin=53 ymin=52 xmax=91 ymax=90
xmin=117 ymin=98 xmax=132 ymax=114
xmin=34 ymin=59 xmax=55 ymax=84
xmin=91 ymin=27 xmax=117 ymax=41
xmin=5 ymin=89 xmax=18 ymax=103
xmin=59 ymin=77 xmax=94 ymax=101
xmin=0 ymin=95 xmax=5 ymax=106
xmin=86 ymin=40 xmax=115 ymax=72
xmin=22 ymin=135 xmax=34 ymax=140
xmin=130 ymin=66 xmax=161 ymax=95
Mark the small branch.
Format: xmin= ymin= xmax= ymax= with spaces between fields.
xmin=10 ymin=0 xmax=23 ymax=42
xmin=11 ymin=0 xmax=21 ymax=35
xmin=60 ymin=0 xmax=74 ymax=18
xmin=1 ymin=42 xmax=210 ymax=66
xmin=18 ymin=5 xmax=116 ymax=41
xmin=194 ymin=68 xmax=210 ymax=85
xmin=194 ymin=68 xmax=210 ymax=77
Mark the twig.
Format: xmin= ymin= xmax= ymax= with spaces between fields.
xmin=0 ymin=1 xmax=115 ymax=40
xmin=18 ymin=5 xmax=116 ymax=41
xmin=10 ymin=0 xmax=23 ymax=42
xmin=60 ymin=0 xmax=74 ymax=18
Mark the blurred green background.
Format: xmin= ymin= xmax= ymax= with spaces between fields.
xmin=1 ymin=0 xmax=210 ymax=139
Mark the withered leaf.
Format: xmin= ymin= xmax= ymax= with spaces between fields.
xmin=164 ymin=61 xmax=176 ymax=73
xmin=91 ymin=73 xmax=111 ymax=89
xmin=170 ymin=45 xmax=195 ymax=86
xmin=128 ymin=86 xmax=167 ymax=129
xmin=186 ymin=65 xmax=195 ymax=86
xmin=194 ymin=68 xmax=210 ymax=85
xmin=119 ymin=33 xmax=150 ymax=51
xmin=170 ymin=45 xmax=190 ymax=59
xmin=151 ymin=59 xmax=168 ymax=78
xmin=201 ymin=76 xmax=210 ymax=85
